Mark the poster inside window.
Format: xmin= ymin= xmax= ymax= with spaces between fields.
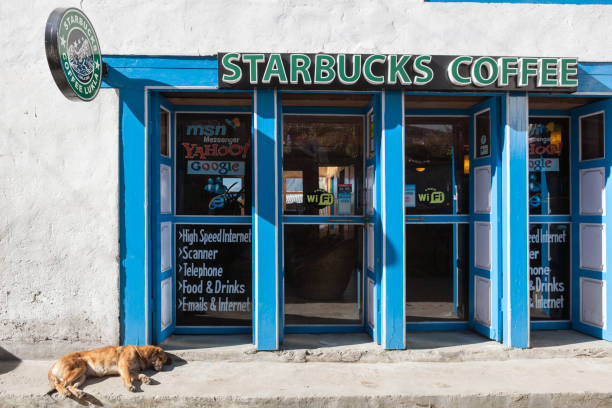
xmin=528 ymin=118 xmax=570 ymax=215
xmin=176 ymin=113 xmax=252 ymax=216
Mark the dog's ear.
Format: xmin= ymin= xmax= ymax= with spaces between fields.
xmin=139 ymin=345 xmax=156 ymax=360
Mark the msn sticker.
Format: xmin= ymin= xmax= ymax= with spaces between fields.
xmin=45 ymin=8 xmax=103 ymax=101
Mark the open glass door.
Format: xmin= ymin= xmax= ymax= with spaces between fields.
xmin=469 ymin=97 xmax=501 ymax=341
xmin=152 ymin=93 xmax=176 ymax=343
xmin=152 ymin=92 xmax=254 ymax=343
xmin=281 ymin=109 xmax=366 ymax=332
xmin=404 ymin=116 xmax=470 ymax=327
xmin=571 ymin=99 xmax=612 ymax=340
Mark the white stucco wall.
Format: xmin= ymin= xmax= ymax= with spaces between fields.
xmin=92 ymin=0 xmax=610 ymax=59
xmin=1 ymin=0 xmax=611 ymax=356
xmin=0 ymin=2 xmax=119 ymax=357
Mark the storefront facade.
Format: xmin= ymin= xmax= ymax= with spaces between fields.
xmin=3 ymin=1 xmax=612 ymax=356
xmin=97 ymin=52 xmax=612 ymax=350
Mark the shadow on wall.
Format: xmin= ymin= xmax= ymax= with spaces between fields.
xmin=0 ymin=348 xmax=21 ymax=374
xmin=104 ymin=67 xmax=193 ymax=345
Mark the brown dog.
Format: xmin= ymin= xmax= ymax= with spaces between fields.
xmin=46 ymin=345 xmax=169 ymax=398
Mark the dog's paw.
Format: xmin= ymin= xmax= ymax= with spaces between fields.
xmin=57 ymin=392 xmax=69 ymax=401
xmin=127 ymin=384 xmax=136 ymax=392
xmin=138 ymin=374 xmax=152 ymax=385
xmin=72 ymin=389 xmax=85 ymax=399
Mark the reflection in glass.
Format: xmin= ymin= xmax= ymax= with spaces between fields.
xmin=475 ymin=110 xmax=491 ymax=158
xmin=160 ymin=109 xmax=169 ymax=157
xmin=284 ymin=225 xmax=363 ymax=325
xmin=405 ymin=224 xmax=468 ymax=321
xmin=529 ymin=223 xmax=570 ymax=321
xmin=175 ymin=113 xmax=252 ymax=216
xmin=283 ymin=116 xmax=363 ymax=215
xmin=404 ymin=117 xmax=469 ymax=215
xmin=581 ymin=112 xmax=605 ymax=161
xmin=528 ymin=118 xmax=570 ymax=215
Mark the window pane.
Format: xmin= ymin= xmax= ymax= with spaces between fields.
xmin=175 ymin=224 xmax=252 ymax=326
xmin=529 ymin=223 xmax=570 ymax=320
xmin=405 ymin=117 xmax=469 ymax=215
xmin=406 ymin=224 xmax=468 ymax=321
xmin=475 ymin=110 xmax=491 ymax=159
xmin=175 ymin=113 xmax=252 ymax=215
xmin=160 ymin=109 xmax=169 ymax=157
xmin=283 ymin=116 xmax=363 ymax=215
xmin=581 ymin=113 xmax=605 ymax=161
xmin=528 ymin=118 xmax=570 ymax=215
xmin=284 ymin=224 xmax=362 ymax=325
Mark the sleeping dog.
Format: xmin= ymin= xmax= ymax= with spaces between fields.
xmin=46 ymin=345 xmax=170 ymax=398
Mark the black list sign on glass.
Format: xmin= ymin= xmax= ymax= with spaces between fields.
xmin=175 ymin=224 xmax=252 ymax=327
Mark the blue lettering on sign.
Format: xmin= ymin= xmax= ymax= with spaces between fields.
xmin=188 ymin=160 xmax=245 ymax=176
xmin=187 ymin=124 xmax=228 ymax=136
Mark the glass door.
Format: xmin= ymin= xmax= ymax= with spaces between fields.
xmin=151 ymin=93 xmax=176 ymax=343
xmin=151 ymin=92 xmax=255 ymax=339
xmin=282 ymin=115 xmax=365 ymax=330
xmin=571 ymin=100 xmax=611 ymax=339
xmin=404 ymin=116 xmax=470 ymax=325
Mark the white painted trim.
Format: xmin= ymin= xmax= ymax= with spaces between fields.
xmin=474 ymin=221 xmax=492 ymax=270
xmin=579 ymin=167 xmax=606 ymax=216
xmin=579 ymin=223 xmax=606 ymax=272
xmin=474 ymin=165 xmax=492 ymax=214
xmin=579 ymin=277 xmax=606 ymax=329
xmin=474 ymin=275 xmax=492 ymax=327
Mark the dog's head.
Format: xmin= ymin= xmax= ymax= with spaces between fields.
xmin=140 ymin=346 xmax=170 ymax=371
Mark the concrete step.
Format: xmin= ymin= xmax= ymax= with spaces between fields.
xmin=160 ymin=330 xmax=612 ymax=363
xmin=1 ymin=357 xmax=612 ymax=407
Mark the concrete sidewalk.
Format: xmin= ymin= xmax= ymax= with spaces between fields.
xmin=1 ymin=331 xmax=611 ymax=407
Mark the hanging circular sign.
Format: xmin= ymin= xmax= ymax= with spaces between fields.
xmin=45 ymin=8 xmax=102 ymax=101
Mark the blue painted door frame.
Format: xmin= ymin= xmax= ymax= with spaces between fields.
xmin=102 ymin=56 xmax=612 ymax=347
xmin=151 ymin=93 xmax=176 ymax=344
xmin=253 ymin=88 xmax=282 ymax=350
xmin=380 ymin=90 xmax=406 ymax=349
xmin=571 ymin=98 xmax=612 ymax=340
xmin=469 ymin=97 xmax=502 ymax=342
xmin=499 ymin=93 xmax=530 ymax=348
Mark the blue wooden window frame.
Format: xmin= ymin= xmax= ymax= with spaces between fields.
xmin=280 ymin=102 xmax=371 ymax=333
xmin=403 ymin=112 xmax=472 ymax=330
xmin=527 ymin=113 xmax=572 ymax=330
xmin=101 ymin=55 xmax=612 ymax=347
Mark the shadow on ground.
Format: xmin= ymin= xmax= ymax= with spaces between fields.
xmin=0 ymin=348 xmax=21 ymax=375
xmin=162 ymin=334 xmax=252 ymax=351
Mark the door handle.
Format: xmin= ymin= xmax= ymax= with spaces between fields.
xmin=405 ymin=217 xmax=425 ymax=221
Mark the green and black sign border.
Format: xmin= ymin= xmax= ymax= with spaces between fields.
xmin=45 ymin=7 xmax=103 ymax=101
xmin=219 ymin=53 xmax=578 ymax=93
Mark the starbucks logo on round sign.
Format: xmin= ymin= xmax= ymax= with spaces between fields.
xmin=45 ymin=8 xmax=102 ymax=101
